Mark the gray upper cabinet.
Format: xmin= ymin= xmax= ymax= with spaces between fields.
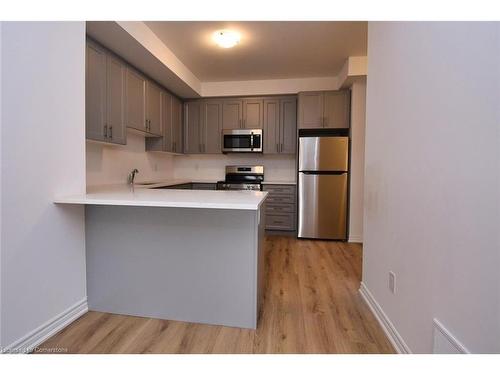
xmin=145 ymin=90 xmax=184 ymax=154
xmin=184 ymin=99 xmax=222 ymax=154
xmin=125 ymin=67 xmax=146 ymax=132
xmin=184 ymin=101 xmax=202 ymax=154
xmin=105 ymin=54 xmax=127 ymax=144
xmin=202 ymin=100 xmax=222 ymax=153
xmin=280 ymin=97 xmax=297 ymax=154
xmin=323 ymin=91 xmax=350 ymax=129
xmin=162 ymin=91 xmax=173 ymax=152
xmin=222 ymin=98 xmax=264 ymax=129
xmin=171 ymin=96 xmax=183 ymax=153
xmin=243 ymin=99 xmax=263 ymax=129
xmin=86 ymin=40 xmax=126 ymax=145
xmin=298 ymin=90 xmax=350 ymax=129
xmin=146 ymin=81 xmax=162 ymax=135
xmin=86 ymin=41 xmax=107 ymax=142
xmin=263 ymin=99 xmax=280 ymax=154
xmin=263 ymin=96 xmax=297 ymax=154
xmin=222 ymin=100 xmax=242 ymax=130
xmin=298 ymin=92 xmax=323 ymax=129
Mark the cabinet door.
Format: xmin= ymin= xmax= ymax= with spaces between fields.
xmin=105 ymin=54 xmax=126 ymax=145
xmin=184 ymin=101 xmax=201 ymax=154
xmin=298 ymin=92 xmax=324 ymax=129
xmin=280 ymin=97 xmax=297 ymax=154
xmin=171 ymin=96 xmax=183 ymax=153
xmin=125 ymin=67 xmax=146 ymax=131
xmin=323 ymin=90 xmax=350 ymax=129
xmin=243 ymin=99 xmax=263 ymax=129
xmin=86 ymin=41 xmax=107 ymax=141
xmin=162 ymin=91 xmax=173 ymax=152
xmin=202 ymin=100 xmax=222 ymax=154
xmin=222 ymin=100 xmax=243 ymax=129
xmin=263 ymin=99 xmax=280 ymax=154
xmin=146 ymin=81 xmax=162 ymax=135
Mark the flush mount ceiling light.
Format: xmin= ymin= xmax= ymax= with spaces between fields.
xmin=213 ymin=30 xmax=240 ymax=48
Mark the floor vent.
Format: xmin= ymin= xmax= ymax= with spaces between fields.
xmin=432 ymin=319 xmax=469 ymax=354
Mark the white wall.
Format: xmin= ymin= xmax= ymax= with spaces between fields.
xmin=348 ymin=78 xmax=366 ymax=242
xmin=0 ymin=22 xmax=87 ymax=348
xmin=201 ymin=76 xmax=338 ymax=97
xmin=86 ymin=131 xmax=175 ymax=187
xmin=363 ymin=22 xmax=500 ymax=353
xmin=173 ymin=154 xmax=296 ymax=182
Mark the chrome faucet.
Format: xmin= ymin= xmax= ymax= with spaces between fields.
xmin=128 ymin=169 xmax=139 ymax=185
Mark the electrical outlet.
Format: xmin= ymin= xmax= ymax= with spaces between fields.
xmin=389 ymin=271 xmax=396 ymax=294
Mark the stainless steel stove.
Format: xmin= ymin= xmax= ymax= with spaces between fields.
xmin=216 ymin=166 xmax=264 ymax=191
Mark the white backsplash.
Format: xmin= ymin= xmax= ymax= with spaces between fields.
xmin=86 ymin=131 xmax=296 ymax=186
xmin=173 ymin=154 xmax=296 ymax=182
xmin=86 ymin=131 xmax=175 ymax=187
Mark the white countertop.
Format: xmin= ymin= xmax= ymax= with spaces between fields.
xmin=55 ymin=184 xmax=268 ymax=210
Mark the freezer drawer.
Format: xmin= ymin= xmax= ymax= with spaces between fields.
xmin=298 ymin=172 xmax=348 ymax=240
xmin=298 ymin=136 xmax=349 ymax=172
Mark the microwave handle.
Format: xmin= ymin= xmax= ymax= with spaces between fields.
xmin=250 ymin=133 xmax=254 ymax=150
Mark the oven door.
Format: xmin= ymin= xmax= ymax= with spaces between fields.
xmin=222 ymin=129 xmax=262 ymax=153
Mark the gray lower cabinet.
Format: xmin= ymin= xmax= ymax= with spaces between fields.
xmin=263 ymin=96 xmax=297 ymax=154
xmin=263 ymin=184 xmax=297 ymax=231
xmin=298 ymin=90 xmax=350 ymax=129
xmin=154 ymin=183 xmax=216 ymax=190
xmin=86 ymin=40 xmax=126 ymax=145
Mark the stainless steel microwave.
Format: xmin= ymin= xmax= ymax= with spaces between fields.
xmin=222 ymin=129 xmax=263 ymax=153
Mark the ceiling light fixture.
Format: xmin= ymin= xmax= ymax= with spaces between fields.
xmin=213 ymin=30 xmax=240 ymax=49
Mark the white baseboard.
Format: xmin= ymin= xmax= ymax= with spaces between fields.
xmin=359 ymin=282 xmax=411 ymax=354
xmin=348 ymin=235 xmax=363 ymax=243
xmin=433 ymin=318 xmax=469 ymax=354
xmin=2 ymin=298 xmax=88 ymax=354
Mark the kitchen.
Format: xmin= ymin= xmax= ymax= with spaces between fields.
xmin=1 ymin=18 xmax=498 ymax=358
xmin=52 ymin=21 xmax=363 ymax=334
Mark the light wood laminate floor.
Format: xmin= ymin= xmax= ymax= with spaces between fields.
xmin=38 ymin=236 xmax=394 ymax=354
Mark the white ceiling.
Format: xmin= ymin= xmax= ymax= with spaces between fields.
xmin=145 ymin=21 xmax=367 ymax=82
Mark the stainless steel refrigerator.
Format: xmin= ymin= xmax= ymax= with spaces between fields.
xmin=297 ymin=136 xmax=349 ymax=240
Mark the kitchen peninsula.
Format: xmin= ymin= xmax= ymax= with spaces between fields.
xmin=55 ymin=185 xmax=267 ymax=329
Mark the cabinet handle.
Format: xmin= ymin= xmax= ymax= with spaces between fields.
xmin=276 ymin=143 xmax=279 ymax=152
xmin=280 ymin=143 xmax=283 ymax=152
xmin=173 ymin=141 xmax=176 ymax=152
xmin=104 ymin=124 xmax=108 ymax=138
xmin=109 ymin=126 xmax=113 ymax=139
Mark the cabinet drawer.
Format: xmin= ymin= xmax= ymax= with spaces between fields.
xmin=262 ymin=184 xmax=296 ymax=195
xmin=266 ymin=195 xmax=295 ymax=204
xmin=266 ymin=203 xmax=295 ymax=214
xmin=265 ymin=213 xmax=295 ymax=231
